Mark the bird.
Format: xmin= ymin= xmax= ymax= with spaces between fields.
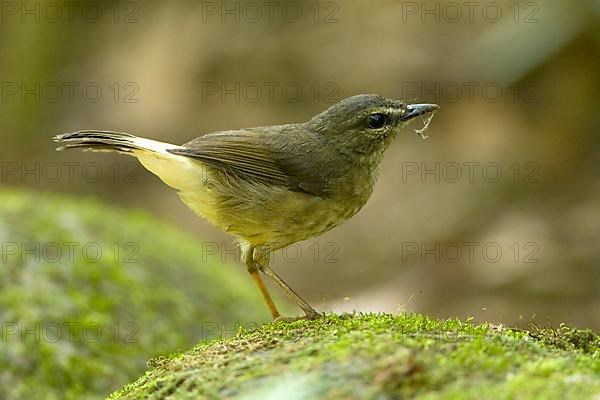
xmin=54 ymin=94 xmax=438 ymax=320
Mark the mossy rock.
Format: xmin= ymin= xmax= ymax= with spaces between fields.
xmin=110 ymin=313 xmax=599 ymax=400
xmin=0 ymin=190 xmax=268 ymax=400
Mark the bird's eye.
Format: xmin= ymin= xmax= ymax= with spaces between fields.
xmin=367 ymin=113 xmax=387 ymax=129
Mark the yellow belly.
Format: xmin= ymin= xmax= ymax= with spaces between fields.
xmin=178 ymin=179 xmax=355 ymax=249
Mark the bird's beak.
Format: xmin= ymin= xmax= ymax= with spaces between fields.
xmin=399 ymin=103 xmax=439 ymax=121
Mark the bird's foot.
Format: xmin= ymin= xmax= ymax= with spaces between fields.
xmin=273 ymin=312 xmax=322 ymax=323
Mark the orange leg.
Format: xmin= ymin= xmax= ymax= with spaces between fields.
xmin=245 ymin=245 xmax=320 ymax=321
xmin=248 ymin=268 xmax=281 ymax=320
xmin=258 ymin=263 xmax=320 ymax=319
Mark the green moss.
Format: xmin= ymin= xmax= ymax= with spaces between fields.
xmin=0 ymin=190 xmax=268 ymax=400
xmin=528 ymin=323 xmax=600 ymax=355
xmin=110 ymin=313 xmax=600 ymax=400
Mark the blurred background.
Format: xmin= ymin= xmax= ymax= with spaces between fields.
xmin=0 ymin=0 xmax=599 ymax=396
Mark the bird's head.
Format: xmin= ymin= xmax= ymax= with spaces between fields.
xmin=307 ymin=94 xmax=439 ymax=162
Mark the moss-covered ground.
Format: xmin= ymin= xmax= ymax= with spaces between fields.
xmin=0 ymin=190 xmax=267 ymax=399
xmin=110 ymin=313 xmax=599 ymax=399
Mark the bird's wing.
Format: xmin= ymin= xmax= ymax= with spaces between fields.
xmin=168 ymin=129 xmax=333 ymax=196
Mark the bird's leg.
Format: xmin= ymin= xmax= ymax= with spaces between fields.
xmin=253 ymin=249 xmax=320 ymax=320
xmin=244 ymin=246 xmax=281 ymax=320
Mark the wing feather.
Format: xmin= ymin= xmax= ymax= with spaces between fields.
xmin=168 ymin=129 xmax=328 ymax=194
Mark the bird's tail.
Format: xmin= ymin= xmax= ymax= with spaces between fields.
xmin=53 ymin=130 xmax=176 ymax=156
xmin=54 ymin=130 xmax=203 ymax=191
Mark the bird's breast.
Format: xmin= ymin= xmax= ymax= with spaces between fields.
xmin=177 ymin=160 xmax=379 ymax=250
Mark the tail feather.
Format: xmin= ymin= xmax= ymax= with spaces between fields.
xmin=53 ymin=130 xmax=205 ymax=191
xmin=54 ymin=130 xmax=141 ymax=154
